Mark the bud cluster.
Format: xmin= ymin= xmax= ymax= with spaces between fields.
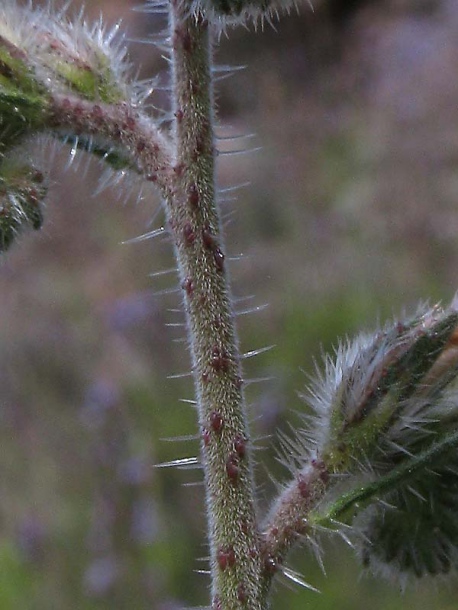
xmin=302 ymin=300 xmax=458 ymax=580
xmin=0 ymin=1 xmax=136 ymax=253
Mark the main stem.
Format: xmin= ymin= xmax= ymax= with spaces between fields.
xmin=167 ymin=3 xmax=264 ymax=609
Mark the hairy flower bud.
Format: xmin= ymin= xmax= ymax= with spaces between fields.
xmin=0 ymin=1 xmax=145 ymax=254
xmin=303 ymin=299 xmax=458 ymax=583
xmin=308 ymin=304 xmax=458 ymax=475
xmin=0 ymin=35 xmax=50 ymax=144
xmin=0 ymin=162 xmax=46 ymax=252
xmin=0 ymin=2 xmax=129 ymax=104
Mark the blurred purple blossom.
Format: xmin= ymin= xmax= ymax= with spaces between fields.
xmin=79 ymin=379 xmax=121 ymax=430
xmin=117 ymin=456 xmax=151 ymax=486
xmin=104 ymin=291 xmax=160 ymax=332
xmin=130 ymin=496 xmax=160 ymax=544
xmin=83 ymin=555 xmax=121 ymax=597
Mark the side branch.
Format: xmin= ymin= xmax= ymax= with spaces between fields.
xmin=260 ymin=459 xmax=330 ymax=591
xmin=48 ymin=94 xmax=174 ymax=196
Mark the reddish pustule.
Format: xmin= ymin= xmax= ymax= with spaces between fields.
xmin=210 ymin=346 xmax=230 ymax=373
xmin=217 ymin=545 xmax=235 ymax=570
xmin=233 ymin=433 xmax=246 ymax=458
xmin=297 ymin=475 xmax=310 ymax=499
xmin=183 ymin=222 xmax=195 ymax=245
xmin=202 ymin=226 xmax=215 ymax=249
xmin=209 ymin=410 xmax=223 ymax=433
xmin=226 ymin=452 xmax=239 ymax=484
xmin=181 ymin=277 xmax=194 ymax=297
xmin=188 ymin=182 xmax=199 ymax=207
xmin=237 ymin=583 xmax=247 ymax=604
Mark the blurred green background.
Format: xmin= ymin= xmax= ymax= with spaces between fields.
xmin=1 ymin=0 xmax=458 ymax=608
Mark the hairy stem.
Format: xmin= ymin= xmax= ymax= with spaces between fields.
xmin=260 ymin=458 xmax=330 ymax=593
xmin=167 ymin=4 xmax=263 ymax=609
xmin=48 ymin=95 xmax=174 ymax=194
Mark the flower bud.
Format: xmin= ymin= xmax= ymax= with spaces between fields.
xmin=0 ymin=162 xmax=46 ymax=252
xmin=0 ymin=2 xmax=129 ymax=104
xmin=305 ymin=300 xmax=458 ymax=582
xmin=0 ymin=35 xmax=50 ymax=143
xmin=312 ymin=304 xmax=458 ymax=475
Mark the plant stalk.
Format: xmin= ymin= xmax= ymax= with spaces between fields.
xmin=167 ymin=3 xmax=264 ymax=608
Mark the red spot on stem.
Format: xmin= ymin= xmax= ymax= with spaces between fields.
xmin=210 ymin=346 xmax=230 ymax=373
xmin=227 ymin=546 xmax=236 ymax=567
xmin=217 ymin=546 xmax=236 ymax=571
xmin=188 ymin=183 xmax=199 ymax=207
xmin=183 ymin=222 xmax=195 ymax=245
xmin=202 ymin=226 xmax=214 ymax=249
xmin=209 ymin=411 xmax=223 ymax=433
xmin=181 ymin=277 xmax=194 ymax=297
xmin=237 ymin=583 xmax=247 ymax=604
xmin=195 ymin=136 xmax=205 ymax=155
xmin=298 ymin=475 xmax=309 ymax=499
xmin=217 ymin=548 xmax=228 ymax=571
xmin=233 ymin=433 xmax=246 ymax=458
xmin=226 ymin=452 xmax=239 ymax=484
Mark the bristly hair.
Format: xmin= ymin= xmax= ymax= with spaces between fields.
xmin=298 ymin=300 xmax=458 ymax=474
xmin=0 ymin=0 xmax=136 ymax=104
xmin=142 ymin=0 xmax=313 ymax=32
